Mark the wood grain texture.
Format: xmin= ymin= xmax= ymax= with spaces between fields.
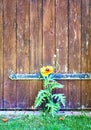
xmin=43 ymin=0 xmax=56 ymax=65
xmin=3 ymin=0 xmax=17 ymax=108
xmin=42 ymin=0 xmax=56 ymax=108
xmin=0 ymin=0 xmax=91 ymax=109
xmin=89 ymin=0 xmax=91 ymax=73
xmin=29 ymin=0 xmax=43 ymax=107
xmin=0 ymin=0 xmax=3 ymax=108
xmin=81 ymin=0 xmax=91 ymax=109
xmin=68 ymin=0 xmax=81 ymax=108
xmin=36 ymin=0 xmax=43 ymax=108
xmin=16 ymin=0 xmax=30 ymax=108
xmin=56 ymin=0 xmax=69 ymax=108
xmin=88 ymin=0 xmax=91 ymax=107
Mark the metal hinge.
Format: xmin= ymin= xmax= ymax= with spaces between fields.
xmin=9 ymin=73 xmax=91 ymax=80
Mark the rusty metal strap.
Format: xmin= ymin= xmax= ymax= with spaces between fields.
xmin=9 ymin=73 xmax=91 ymax=80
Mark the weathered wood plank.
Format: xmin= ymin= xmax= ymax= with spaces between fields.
xmin=29 ymin=0 xmax=37 ymax=107
xmin=36 ymin=0 xmax=43 ymax=72
xmin=68 ymin=0 xmax=81 ymax=108
xmin=16 ymin=0 xmax=30 ymax=109
xmin=56 ymin=0 xmax=68 ymax=108
xmin=43 ymin=0 xmax=55 ymax=65
xmin=0 ymin=0 xmax=3 ymax=108
xmin=35 ymin=0 xmax=43 ymax=108
xmin=42 ymin=0 xmax=56 ymax=107
xmin=3 ymin=0 xmax=17 ymax=108
xmin=82 ymin=0 xmax=91 ymax=109
xmin=89 ymin=0 xmax=91 ymax=107
xmin=56 ymin=0 xmax=68 ymax=73
xmin=89 ymin=1 xmax=91 ymax=74
xmin=29 ymin=0 xmax=43 ymax=108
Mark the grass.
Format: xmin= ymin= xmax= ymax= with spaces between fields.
xmin=0 ymin=113 xmax=91 ymax=130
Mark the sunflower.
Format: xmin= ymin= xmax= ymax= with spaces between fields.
xmin=40 ymin=66 xmax=54 ymax=77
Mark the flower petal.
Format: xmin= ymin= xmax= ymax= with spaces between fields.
xmin=40 ymin=66 xmax=54 ymax=76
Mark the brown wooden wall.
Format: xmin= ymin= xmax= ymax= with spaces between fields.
xmin=0 ymin=0 xmax=91 ymax=109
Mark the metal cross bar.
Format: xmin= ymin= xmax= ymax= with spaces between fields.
xmin=9 ymin=73 xmax=91 ymax=80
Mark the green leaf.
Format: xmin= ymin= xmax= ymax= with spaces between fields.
xmin=52 ymin=94 xmax=66 ymax=107
xmin=45 ymin=102 xmax=60 ymax=117
xmin=44 ymin=80 xmax=64 ymax=90
xmin=34 ymin=89 xmax=51 ymax=108
xmin=51 ymin=83 xmax=64 ymax=89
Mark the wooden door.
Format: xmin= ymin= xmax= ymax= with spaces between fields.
xmin=0 ymin=0 xmax=91 ymax=109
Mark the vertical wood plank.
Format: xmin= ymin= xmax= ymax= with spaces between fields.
xmin=89 ymin=0 xmax=91 ymax=75
xmin=56 ymin=0 xmax=68 ymax=108
xmin=0 ymin=0 xmax=3 ymax=108
xmin=35 ymin=0 xmax=43 ymax=108
xmin=16 ymin=0 xmax=30 ymax=108
xmin=29 ymin=0 xmax=37 ymax=106
xmin=81 ymin=0 xmax=91 ymax=109
xmin=88 ymin=0 xmax=91 ymax=108
xmin=68 ymin=0 xmax=81 ymax=108
xmin=3 ymin=0 xmax=17 ymax=108
xmin=29 ymin=0 xmax=43 ymax=107
xmin=42 ymin=0 xmax=56 ymax=109
xmin=43 ymin=0 xmax=56 ymax=65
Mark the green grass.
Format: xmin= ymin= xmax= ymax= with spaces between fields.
xmin=0 ymin=113 xmax=91 ymax=130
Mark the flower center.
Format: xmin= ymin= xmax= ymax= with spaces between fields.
xmin=45 ymin=68 xmax=50 ymax=71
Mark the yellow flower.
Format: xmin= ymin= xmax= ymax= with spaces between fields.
xmin=40 ymin=66 xmax=54 ymax=77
